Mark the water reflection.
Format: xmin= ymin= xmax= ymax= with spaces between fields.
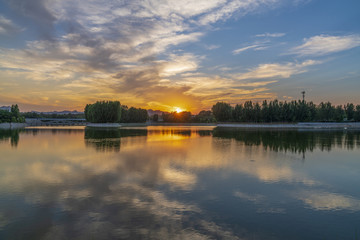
xmin=0 ymin=129 xmax=21 ymax=147
xmin=213 ymin=128 xmax=360 ymax=155
xmin=0 ymin=127 xmax=359 ymax=239
xmin=84 ymin=127 xmax=213 ymax=152
xmin=84 ymin=128 xmax=148 ymax=152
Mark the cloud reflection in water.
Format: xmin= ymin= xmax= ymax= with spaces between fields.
xmin=0 ymin=127 xmax=359 ymax=239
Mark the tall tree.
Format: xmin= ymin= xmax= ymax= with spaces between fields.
xmin=85 ymin=101 xmax=121 ymax=123
xmin=344 ymin=103 xmax=355 ymax=121
xmin=211 ymin=102 xmax=232 ymax=122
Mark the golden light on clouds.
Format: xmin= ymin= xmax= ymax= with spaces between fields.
xmin=1 ymin=0 xmax=359 ymax=112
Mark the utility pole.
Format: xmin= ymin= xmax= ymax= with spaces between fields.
xmin=301 ymin=91 xmax=305 ymax=102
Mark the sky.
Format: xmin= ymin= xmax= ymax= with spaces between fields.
xmin=0 ymin=0 xmax=359 ymax=113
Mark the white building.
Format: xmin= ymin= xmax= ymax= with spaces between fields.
xmin=0 ymin=106 xmax=11 ymax=112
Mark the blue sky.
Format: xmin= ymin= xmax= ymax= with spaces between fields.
xmin=0 ymin=0 xmax=359 ymax=112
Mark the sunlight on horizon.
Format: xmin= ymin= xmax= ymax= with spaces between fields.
xmin=175 ymin=107 xmax=183 ymax=113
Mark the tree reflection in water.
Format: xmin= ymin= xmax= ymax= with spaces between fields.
xmin=0 ymin=129 xmax=21 ymax=147
xmin=84 ymin=127 xmax=213 ymax=152
xmin=212 ymin=128 xmax=360 ymax=158
xmin=84 ymin=128 xmax=148 ymax=152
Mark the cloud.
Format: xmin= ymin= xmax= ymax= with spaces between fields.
xmin=179 ymin=75 xmax=277 ymax=107
xmin=7 ymin=0 xmax=57 ymax=39
xmin=205 ymin=44 xmax=221 ymax=50
xmin=235 ymin=60 xmax=321 ymax=80
xmin=199 ymin=0 xmax=279 ymax=25
xmin=293 ymin=0 xmax=313 ymax=6
xmin=296 ymin=190 xmax=360 ymax=211
xmin=233 ymin=39 xmax=273 ymax=55
xmin=0 ymin=0 xmax=287 ymax=111
xmin=0 ymin=15 xmax=23 ymax=35
xmin=160 ymin=53 xmax=200 ymax=77
xmin=8 ymin=0 xmax=56 ymax=22
xmin=234 ymin=191 xmax=265 ymax=203
xmin=255 ymin=32 xmax=285 ymax=38
xmin=290 ymin=34 xmax=360 ymax=56
xmin=233 ymin=44 xmax=261 ymax=54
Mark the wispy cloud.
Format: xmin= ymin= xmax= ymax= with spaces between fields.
xmin=293 ymin=0 xmax=313 ymax=6
xmin=235 ymin=60 xmax=321 ymax=79
xmin=199 ymin=0 xmax=279 ymax=25
xmin=233 ymin=44 xmax=261 ymax=54
xmin=290 ymin=34 xmax=360 ymax=56
xmin=255 ymin=32 xmax=285 ymax=38
xmin=0 ymin=15 xmax=23 ymax=35
xmin=233 ymin=38 xmax=278 ymax=55
xmin=205 ymin=44 xmax=221 ymax=50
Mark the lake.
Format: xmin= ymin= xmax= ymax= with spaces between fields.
xmin=0 ymin=126 xmax=359 ymax=239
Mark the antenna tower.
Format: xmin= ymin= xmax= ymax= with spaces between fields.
xmin=301 ymin=91 xmax=305 ymax=102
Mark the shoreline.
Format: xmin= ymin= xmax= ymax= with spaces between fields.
xmin=86 ymin=123 xmax=121 ymax=128
xmin=216 ymin=122 xmax=360 ymax=129
xmin=0 ymin=123 xmax=28 ymax=130
xmin=15 ymin=121 xmax=360 ymax=130
xmin=3 ymin=119 xmax=360 ymax=130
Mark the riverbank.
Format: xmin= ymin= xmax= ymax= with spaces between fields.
xmin=20 ymin=119 xmax=360 ymax=129
xmin=0 ymin=123 xmax=27 ymax=129
xmin=86 ymin=123 xmax=121 ymax=128
xmin=217 ymin=122 xmax=360 ymax=129
xmin=26 ymin=118 xmax=86 ymax=126
xmin=87 ymin=122 xmax=360 ymax=129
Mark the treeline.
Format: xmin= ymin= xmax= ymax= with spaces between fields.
xmin=85 ymin=101 xmax=121 ymax=123
xmin=161 ymin=110 xmax=216 ymax=123
xmin=0 ymin=105 xmax=25 ymax=123
xmin=162 ymin=111 xmax=192 ymax=123
xmin=212 ymin=100 xmax=360 ymax=122
xmin=84 ymin=101 xmax=148 ymax=123
xmin=120 ymin=106 xmax=148 ymax=123
xmin=22 ymin=112 xmax=85 ymax=119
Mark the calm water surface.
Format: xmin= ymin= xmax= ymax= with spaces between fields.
xmin=0 ymin=126 xmax=360 ymax=239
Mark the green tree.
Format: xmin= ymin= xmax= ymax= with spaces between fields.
xmin=334 ymin=105 xmax=345 ymax=122
xmin=243 ymin=101 xmax=254 ymax=122
xmin=316 ymin=102 xmax=335 ymax=121
xmin=85 ymin=101 xmax=121 ymax=123
xmin=344 ymin=103 xmax=355 ymax=121
xmin=354 ymin=105 xmax=360 ymax=122
xmin=254 ymin=102 xmax=261 ymax=122
xmin=261 ymin=100 xmax=270 ymax=122
xmin=193 ymin=110 xmax=215 ymax=123
xmin=11 ymin=104 xmax=20 ymax=119
xmin=212 ymin=102 xmax=232 ymax=122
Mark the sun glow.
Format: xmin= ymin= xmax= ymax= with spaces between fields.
xmin=174 ymin=107 xmax=183 ymax=113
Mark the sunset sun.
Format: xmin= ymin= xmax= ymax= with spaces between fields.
xmin=175 ymin=107 xmax=183 ymax=113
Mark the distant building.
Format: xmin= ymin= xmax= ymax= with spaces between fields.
xmin=0 ymin=106 xmax=11 ymax=112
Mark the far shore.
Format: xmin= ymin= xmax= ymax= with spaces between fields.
xmin=217 ymin=122 xmax=360 ymax=129
xmin=0 ymin=123 xmax=27 ymax=130
xmin=86 ymin=122 xmax=360 ymax=129
xmin=86 ymin=123 xmax=121 ymax=128
xmin=72 ymin=121 xmax=360 ymax=129
xmin=2 ymin=121 xmax=360 ymax=130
